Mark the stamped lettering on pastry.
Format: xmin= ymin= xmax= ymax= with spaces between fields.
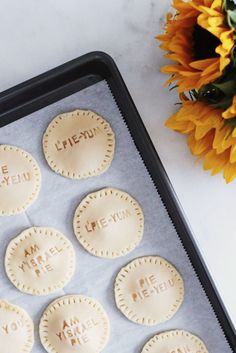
xmin=73 ymin=188 xmax=144 ymax=258
xmin=141 ymin=330 xmax=208 ymax=353
xmin=114 ymin=256 xmax=184 ymax=325
xmin=0 ymin=145 xmax=41 ymax=216
xmin=5 ymin=227 xmax=75 ymax=296
xmin=0 ymin=299 xmax=34 ymax=353
xmin=43 ymin=110 xmax=115 ymax=179
xmin=39 ymin=295 xmax=110 ymax=353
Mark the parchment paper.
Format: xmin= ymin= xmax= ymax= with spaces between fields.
xmin=0 ymin=81 xmax=232 ymax=352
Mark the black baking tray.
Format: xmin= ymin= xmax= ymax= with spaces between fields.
xmin=0 ymin=51 xmax=235 ymax=350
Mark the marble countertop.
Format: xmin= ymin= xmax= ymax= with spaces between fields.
xmin=0 ymin=0 xmax=236 ymax=330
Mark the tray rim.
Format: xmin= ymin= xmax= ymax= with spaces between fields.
xmin=0 ymin=51 xmax=235 ymax=350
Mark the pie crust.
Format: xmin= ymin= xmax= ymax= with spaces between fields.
xmin=141 ymin=330 xmax=208 ymax=353
xmin=5 ymin=227 xmax=76 ymax=295
xmin=39 ymin=295 xmax=110 ymax=353
xmin=114 ymin=256 xmax=184 ymax=325
xmin=0 ymin=145 xmax=41 ymax=216
xmin=73 ymin=188 xmax=144 ymax=258
xmin=43 ymin=110 xmax=115 ymax=179
xmin=0 ymin=299 xmax=34 ymax=353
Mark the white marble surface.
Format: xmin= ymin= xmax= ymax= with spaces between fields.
xmin=0 ymin=0 xmax=236 ymax=330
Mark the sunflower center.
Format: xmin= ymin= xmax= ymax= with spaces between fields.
xmin=193 ymin=24 xmax=221 ymax=61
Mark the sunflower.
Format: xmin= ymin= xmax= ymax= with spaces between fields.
xmin=222 ymin=95 xmax=236 ymax=119
xmin=166 ymin=96 xmax=236 ymax=182
xmin=157 ymin=0 xmax=234 ymax=92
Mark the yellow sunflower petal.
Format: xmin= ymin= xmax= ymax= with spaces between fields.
xmin=165 ymin=113 xmax=195 ymax=133
xmin=232 ymin=127 xmax=236 ymax=138
xmin=158 ymin=0 xmax=234 ymax=92
xmin=212 ymin=0 xmax=223 ymax=9
xmin=159 ymin=0 xmax=236 ymax=183
xmin=189 ymin=58 xmax=218 ymax=71
xmin=230 ymin=144 xmax=236 ymax=163
xmin=188 ymin=131 xmax=213 ymax=155
xmin=213 ymin=124 xmax=235 ymax=153
xmin=165 ymin=97 xmax=236 ymax=182
xmin=222 ymin=95 xmax=236 ymax=119
xmin=203 ymin=149 xmax=229 ymax=175
xmin=223 ymin=162 xmax=236 ymax=183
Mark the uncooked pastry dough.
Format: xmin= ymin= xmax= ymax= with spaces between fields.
xmin=141 ymin=330 xmax=209 ymax=353
xmin=5 ymin=227 xmax=75 ymax=296
xmin=73 ymin=187 xmax=144 ymax=258
xmin=0 ymin=299 xmax=34 ymax=353
xmin=43 ymin=109 xmax=115 ymax=179
xmin=39 ymin=295 xmax=110 ymax=353
xmin=0 ymin=144 xmax=41 ymax=216
xmin=114 ymin=256 xmax=184 ymax=325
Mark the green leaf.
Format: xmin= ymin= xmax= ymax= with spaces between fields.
xmin=214 ymin=80 xmax=236 ymax=96
xmin=223 ymin=0 xmax=236 ymax=29
xmin=227 ymin=10 xmax=236 ymax=30
xmin=211 ymin=97 xmax=233 ymax=109
xmin=196 ymin=75 xmax=236 ymax=109
xmin=231 ymin=46 xmax=236 ymax=67
xmin=197 ymin=84 xmax=226 ymax=104
xmin=223 ymin=0 xmax=236 ymax=12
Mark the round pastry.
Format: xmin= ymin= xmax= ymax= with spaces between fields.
xmin=0 ymin=144 xmax=41 ymax=216
xmin=114 ymin=256 xmax=184 ymax=325
xmin=141 ymin=330 xmax=208 ymax=353
xmin=73 ymin=187 xmax=144 ymax=258
xmin=43 ymin=109 xmax=115 ymax=179
xmin=39 ymin=295 xmax=110 ymax=353
xmin=0 ymin=299 xmax=34 ymax=353
xmin=5 ymin=227 xmax=75 ymax=295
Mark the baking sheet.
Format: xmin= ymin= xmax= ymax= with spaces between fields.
xmin=0 ymin=80 xmax=232 ymax=352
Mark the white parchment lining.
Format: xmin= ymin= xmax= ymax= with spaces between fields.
xmin=0 ymin=81 xmax=232 ymax=352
